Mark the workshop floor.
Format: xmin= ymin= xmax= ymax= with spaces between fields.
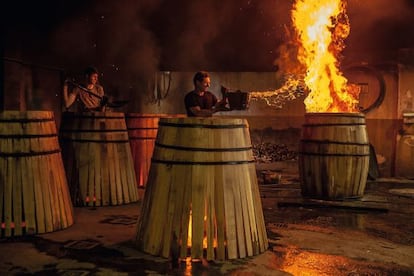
xmin=1 ymin=171 xmax=413 ymax=275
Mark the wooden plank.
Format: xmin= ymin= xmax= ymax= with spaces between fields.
xmin=107 ymin=142 xmax=116 ymax=204
xmin=122 ymin=141 xmax=133 ymax=203
xmin=0 ymin=158 xmax=5 ymax=236
xmin=12 ymin=135 xmax=22 ymax=236
xmin=39 ymin=153 xmax=53 ymax=233
xmin=205 ymin=165 xmax=215 ymax=261
xmin=78 ymin=141 xmax=89 ymax=206
xmin=223 ymin=169 xmax=237 ymax=259
xmin=214 ymin=151 xmax=226 ymax=259
xmin=54 ymin=152 xmax=69 ymax=228
xmin=32 ymin=146 xmax=46 ymax=234
xmin=13 ymin=155 xmax=23 ymax=236
xmin=125 ymin=142 xmax=138 ymax=202
xmin=160 ymin=164 xmax=181 ymax=258
xmin=119 ymin=143 xmax=129 ymax=204
xmin=23 ymin=153 xmax=36 ymax=235
xmin=48 ymin=152 xmax=61 ymax=231
xmin=190 ymin=165 xmax=204 ymax=259
xmin=4 ymin=155 xmax=13 ymax=237
xmin=232 ymin=166 xmax=246 ymax=258
xmin=239 ymin=164 xmax=253 ymax=257
xmin=113 ymin=142 xmax=123 ymax=205
xmin=94 ymin=140 xmax=104 ymax=206
xmin=87 ymin=143 xmax=96 ymax=207
xmin=169 ymin=164 xmax=190 ymax=260
xmin=249 ymin=164 xmax=268 ymax=253
xmin=38 ymin=123 xmax=56 ymax=233
xmin=179 ymin=165 xmax=192 ymax=259
xmin=135 ymin=165 xmax=154 ymax=242
xmin=143 ymin=164 xmax=171 ymax=256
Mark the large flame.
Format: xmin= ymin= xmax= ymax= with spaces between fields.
xmin=292 ymin=0 xmax=360 ymax=112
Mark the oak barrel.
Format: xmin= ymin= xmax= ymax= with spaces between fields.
xmin=136 ymin=117 xmax=268 ymax=260
xmin=125 ymin=113 xmax=185 ymax=187
xmin=299 ymin=113 xmax=370 ymax=200
xmin=59 ymin=112 xmax=138 ymax=206
xmin=0 ymin=110 xmax=74 ymax=237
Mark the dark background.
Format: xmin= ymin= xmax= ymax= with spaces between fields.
xmin=3 ymin=0 xmax=414 ymax=81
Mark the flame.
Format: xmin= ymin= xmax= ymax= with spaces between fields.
xmin=187 ymin=210 xmax=218 ymax=250
xmin=292 ymin=0 xmax=360 ymax=112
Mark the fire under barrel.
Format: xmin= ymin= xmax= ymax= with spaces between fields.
xmin=136 ymin=117 xmax=268 ymax=260
xmin=298 ymin=112 xmax=370 ymax=200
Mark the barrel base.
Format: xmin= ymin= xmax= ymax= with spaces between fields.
xmin=301 ymin=193 xmax=363 ymax=201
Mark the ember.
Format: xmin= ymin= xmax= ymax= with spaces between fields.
xmin=253 ymin=142 xmax=298 ymax=163
xmin=249 ymin=74 xmax=306 ymax=108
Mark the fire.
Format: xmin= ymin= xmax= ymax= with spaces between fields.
xmin=292 ymin=0 xmax=360 ymax=112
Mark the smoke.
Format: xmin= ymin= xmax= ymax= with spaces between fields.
xmin=50 ymin=0 xmax=162 ymax=82
xmin=346 ymin=0 xmax=414 ymax=51
xmin=152 ymin=0 xmax=293 ymax=71
xmin=6 ymin=0 xmax=414 ymax=79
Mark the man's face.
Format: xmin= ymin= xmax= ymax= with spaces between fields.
xmin=88 ymin=73 xmax=99 ymax=85
xmin=196 ymin=77 xmax=210 ymax=93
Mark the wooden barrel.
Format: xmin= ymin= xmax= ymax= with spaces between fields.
xmin=136 ymin=117 xmax=268 ymax=261
xmin=59 ymin=112 xmax=138 ymax=207
xmin=0 ymin=110 xmax=74 ymax=237
xmin=298 ymin=113 xmax=370 ymax=200
xmin=125 ymin=113 xmax=186 ymax=187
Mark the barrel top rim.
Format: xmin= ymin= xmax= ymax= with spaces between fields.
xmin=62 ymin=111 xmax=125 ymax=116
xmin=305 ymin=112 xmax=365 ymax=117
xmin=158 ymin=117 xmax=249 ymax=128
xmin=159 ymin=117 xmax=247 ymax=122
xmin=305 ymin=112 xmax=364 ymax=116
xmin=125 ymin=113 xmax=186 ymax=118
xmin=0 ymin=110 xmax=55 ymax=120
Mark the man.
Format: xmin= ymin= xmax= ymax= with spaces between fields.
xmin=184 ymin=71 xmax=228 ymax=117
xmin=63 ymin=66 xmax=105 ymax=112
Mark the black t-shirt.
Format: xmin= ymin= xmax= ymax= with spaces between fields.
xmin=184 ymin=91 xmax=218 ymax=116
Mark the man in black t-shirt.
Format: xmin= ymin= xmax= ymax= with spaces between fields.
xmin=184 ymin=71 xmax=227 ymax=117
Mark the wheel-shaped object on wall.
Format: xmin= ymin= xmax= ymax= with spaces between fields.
xmin=343 ymin=64 xmax=386 ymax=114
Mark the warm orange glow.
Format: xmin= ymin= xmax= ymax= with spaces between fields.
xmin=278 ymin=245 xmax=369 ymax=276
xmin=187 ymin=210 xmax=218 ymax=250
xmin=292 ymin=0 xmax=360 ymax=112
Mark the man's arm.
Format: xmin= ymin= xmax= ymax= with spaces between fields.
xmin=63 ymin=81 xmax=78 ymax=109
xmin=188 ymin=106 xmax=215 ymax=117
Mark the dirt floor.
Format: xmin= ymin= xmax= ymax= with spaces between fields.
xmin=0 ymin=171 xmax=413 ymax=275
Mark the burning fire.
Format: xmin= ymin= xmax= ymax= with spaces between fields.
xmin=247 ymin=0 xmax=359 ymax=112
xmin=292 ymin=0 xmax=360 ymax=112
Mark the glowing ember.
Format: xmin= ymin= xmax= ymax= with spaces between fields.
xmin=292 ymin=0 xmax=360 ymax=112
xmin=249 ymin=74 xmax=306 ymax=108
